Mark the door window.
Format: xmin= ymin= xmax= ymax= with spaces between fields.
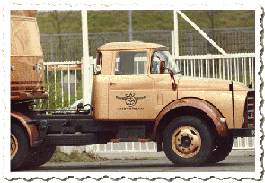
xmin=151 ymin=50 xmax=180 ymax=74
xmin=115 ymin=52 xmax=147 ymax=75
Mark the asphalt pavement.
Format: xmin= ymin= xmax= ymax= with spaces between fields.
xmin=95 ymin=149 xmax=255 ymax=160
xmin=30 ymin=154 xmax=255 ymax=172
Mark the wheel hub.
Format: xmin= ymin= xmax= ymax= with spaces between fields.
xmin=181 ymin=136 xmax=191 ymax=148
xmin=11 ymin=133 xmax=18 ymax=160
xmin=172 ymin=126 xmax=201 ymax=158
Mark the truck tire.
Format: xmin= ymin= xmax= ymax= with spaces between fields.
xmin=207 ymin=134 xmax=234 ymax=164
xmin=18 ymin=145 xmax=56 ymax=170
xmin=163 ymin=116 xmax=214 ymax=166
xmin=11 ymin=124 xmax=29 ymax=171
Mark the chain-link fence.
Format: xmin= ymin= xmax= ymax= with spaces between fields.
xmin=40 ymin=27 xmax=254 ymax=62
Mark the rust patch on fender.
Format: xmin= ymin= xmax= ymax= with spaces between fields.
xmin=153 ymin=99 xmax=228 ymax=140
xmin=11 ymin=112 xmax=39 ymax=147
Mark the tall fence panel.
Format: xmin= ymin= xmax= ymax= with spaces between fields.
xmin=40 ymin=27 xmax=254 ymax=61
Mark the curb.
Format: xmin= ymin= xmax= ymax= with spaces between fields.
xmin=228 ymin=149 xmax=255 ymax=156
xmin=96 ymin=150 xmax=255 ymax=159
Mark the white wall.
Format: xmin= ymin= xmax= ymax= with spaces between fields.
xmin=59 ymin=137 xmax=255 ymax=154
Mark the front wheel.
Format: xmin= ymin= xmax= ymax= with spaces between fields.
xmin=11 ymin=124 xmax=29 ymax=171
xmin=163 ymin=116 xmax=214 ymax=166
xmin=207 ymin=134 xmax=234 ymax=164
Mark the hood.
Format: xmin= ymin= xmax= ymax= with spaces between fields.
xmin=177 ymin=75 xmax=249 ymax=91
xmin=177 ymin=75 xmax=236 ymax=91
xmin=232 ymin=81 xmax=250 ymax=91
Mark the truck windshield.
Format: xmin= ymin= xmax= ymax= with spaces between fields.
xmin=151 ymin=50 xmax=180 ymax=74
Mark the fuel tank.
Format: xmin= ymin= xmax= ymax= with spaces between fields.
xmin=11 ymin=10 xmax=48 ymax=101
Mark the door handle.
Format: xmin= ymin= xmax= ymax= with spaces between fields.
xmin=110 ymin=82 xmax=116 ymax=85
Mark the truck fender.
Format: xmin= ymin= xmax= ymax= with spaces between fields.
xmin=11 ymin=112 xmax=39 ymax=147
xmin=153 ymin=98 xmax=228 ymax=140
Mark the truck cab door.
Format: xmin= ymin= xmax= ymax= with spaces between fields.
xmin=108 ymin=51 xmax=155 ymax=120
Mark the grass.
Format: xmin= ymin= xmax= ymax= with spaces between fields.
xmin=47 ymin=147 xmax=159 ymax=163
xmin=48 ymin=147 xmax=108 ymax=163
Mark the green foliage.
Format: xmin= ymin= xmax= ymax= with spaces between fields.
xmin=36 ymin=77 xmax=83 ymax=110
xmin=47 ymin=147 xmax=158 ymax=163
xmin=36 ymin=10 xmax=255 ymax=34
xmin=48 ymin=147 xmax=107 ymax=163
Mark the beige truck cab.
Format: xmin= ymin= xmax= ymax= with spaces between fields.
xmin=93 ymin=41 xmax=255 ymax=166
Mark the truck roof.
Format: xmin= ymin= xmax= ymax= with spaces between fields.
xmin=97 ymin=41 xmax=167 ymax=51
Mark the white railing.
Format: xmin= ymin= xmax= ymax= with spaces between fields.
xmin=175 ymin=53 xmax=255 ymax=89
xmin=86 ymin=142 xmax=158 ymax=153
xmin=44 ymin=58 xmax=96 ymax=109
xmin=233 ymin=137 xmax=255 ymax=150
xmin=44 ymin=61 xmax=82 ymax=108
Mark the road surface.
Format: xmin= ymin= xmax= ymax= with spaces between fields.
xmin=20 ymin=155 xmax=255 ymax=172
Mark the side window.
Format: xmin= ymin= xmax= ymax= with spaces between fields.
xmin=115 ymin=52 xmax=147 ymax=75
xmin=151 ymin=53 xmax=161 ymax=74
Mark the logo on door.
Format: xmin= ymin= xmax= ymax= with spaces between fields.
xmin=116 ymin=93 xmax=146 ymax=107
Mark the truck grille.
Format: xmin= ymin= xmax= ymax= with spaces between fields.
xmin=243 ymin=91 xmax=255 ymax=128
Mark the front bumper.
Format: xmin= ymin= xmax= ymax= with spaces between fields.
xmin=229 ymin=128 xmax=255 ymax=137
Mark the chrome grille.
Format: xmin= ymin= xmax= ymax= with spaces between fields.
xmin=247 ymin=91 xmax=255 ymax=128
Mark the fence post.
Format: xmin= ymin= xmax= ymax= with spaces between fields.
xmin=249 ymin=57 xmax=252 ymax=87
xmin=223 ymin=58 xmax=225 ymax=80
xmin=75 ymin=69 xmax=77 ymax=103
xmin=226 ymin=58 xmax=229 ymax=80
xmin=173 ymin=10 xmax=179 ymax=58
xmin=230 ymin=58 xmax=232 ymax=81
xmin=54 ymin=65 xmax=57 ymax=102
xmin=68 ymin=64 xmax=70 ymax=107
xmin=46 ymin=65 xmax=49 ymax=108
xmin=244 ymin=57 xmax=247 ymax=85
xmin=252 ymin=58 xmax=254 ymax=89
xmin=61 ymin=70 xmax=64 ymax=108
xmin=212 ymin=59 xmax=215 ymax=78
xmin=200 ymin=59 xmax=203 ymax=77
xmin=234 ymin=58 xmax=237 ymax=81
xmin=237 ymin=57 xmax=240 ymax=82
xmin=219 ymin=58 xmax=221 ymax=79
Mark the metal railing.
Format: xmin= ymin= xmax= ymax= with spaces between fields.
xmin=40 ymin=27 xmax=254 ymax=61
xmin=44 ymin=61 xmax=83 ymax=109
xmin=175 ymin=53 xmax=255 ymax=89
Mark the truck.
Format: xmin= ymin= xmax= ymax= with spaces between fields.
xmin=10 ymin=10 xmax=255 ymax=171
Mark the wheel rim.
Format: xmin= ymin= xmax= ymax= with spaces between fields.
xmin=11 ymin=133 xmax=18 ymax=160
xmin=172 ymin=126 xmax=201 ymax=158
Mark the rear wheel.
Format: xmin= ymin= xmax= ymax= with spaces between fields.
xmin=163 ymin=116 xmax=214 ymax=166
xmin=11 ymin=124 xmax=29 ymax=171
xmin=18 ymin=145 xmax=56 ymax=170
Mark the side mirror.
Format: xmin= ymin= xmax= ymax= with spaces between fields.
xmin=160 ymin=61 xmax=165 ymax=74
xmin=94 ymin=65 xmax=101 ymax=75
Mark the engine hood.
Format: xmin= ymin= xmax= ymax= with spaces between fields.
xmin=177 ymin=75 xmax=248 ymax=91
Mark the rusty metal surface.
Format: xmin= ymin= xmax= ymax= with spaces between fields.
xmin=11 ymin=10 xmax=46 ymax=101
xmin=153 ymin=98 xmax=228 ymax=140
xmin=11 ymin=112 xmax=39 ymax=147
